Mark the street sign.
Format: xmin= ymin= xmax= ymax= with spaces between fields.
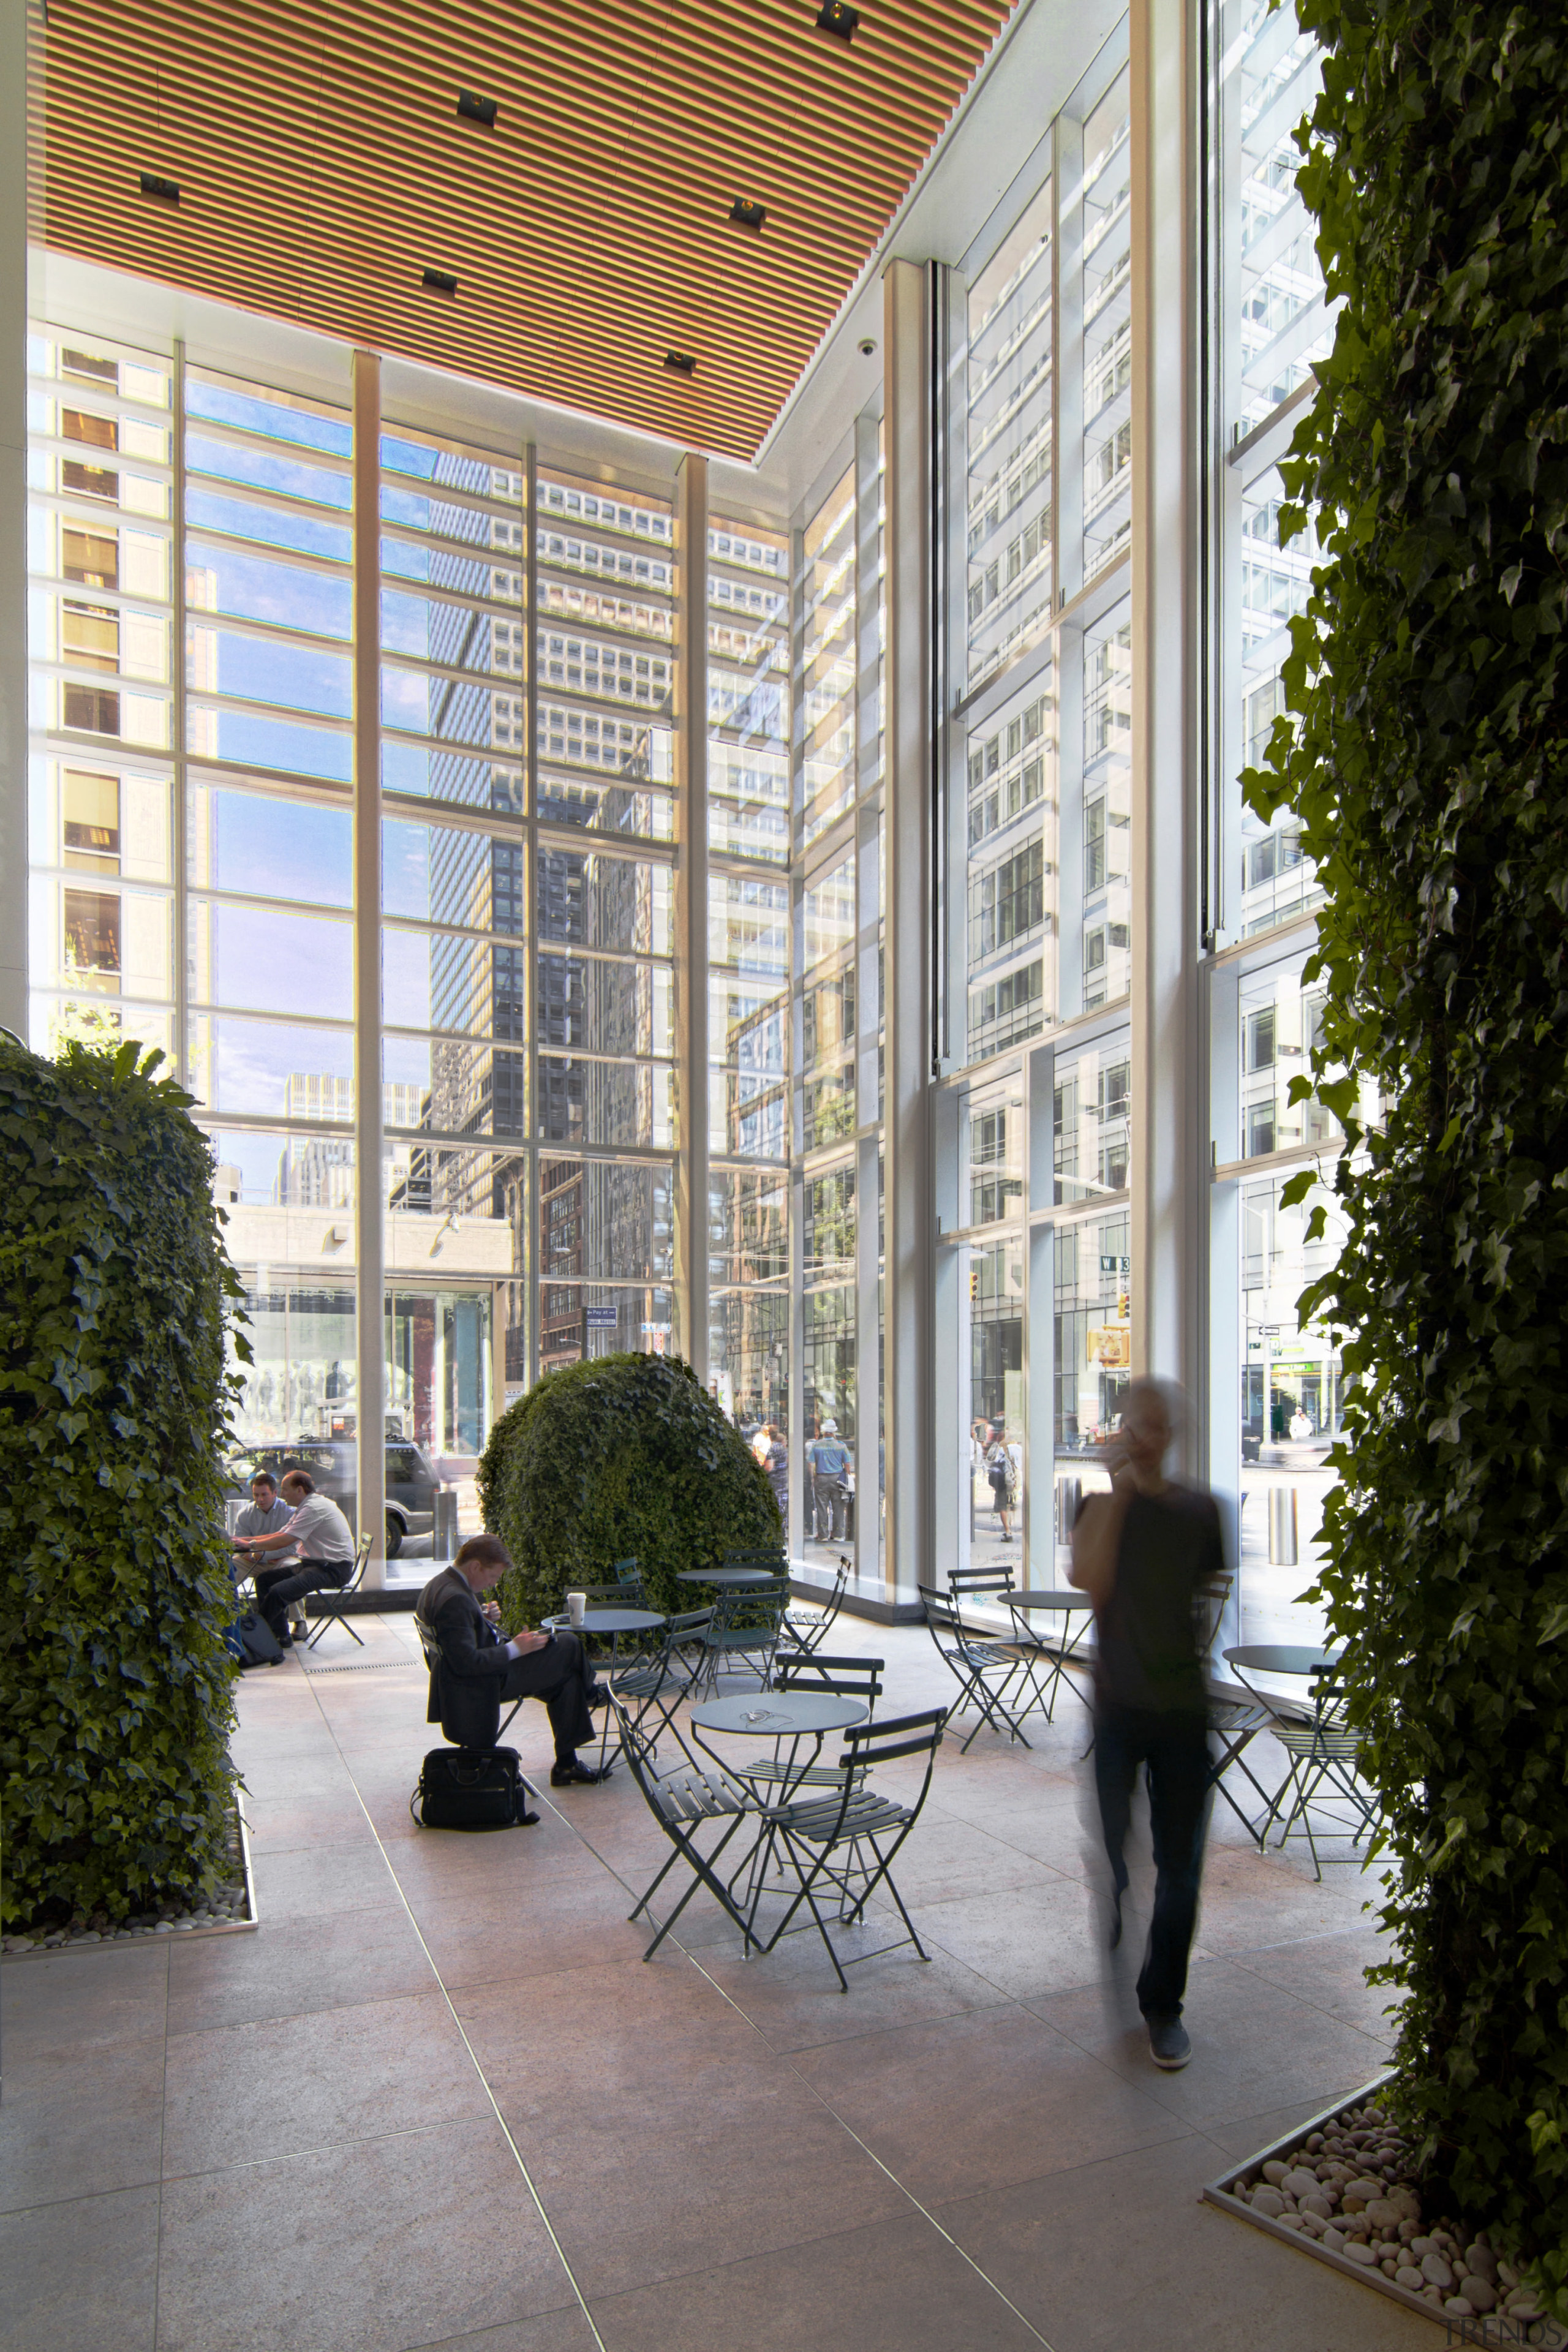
xmin=585 ymin=1306 xmax=618 ymax=1330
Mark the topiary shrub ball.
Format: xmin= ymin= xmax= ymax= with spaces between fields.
xmin=477 ymin=1352 xmax=781 ymax=1627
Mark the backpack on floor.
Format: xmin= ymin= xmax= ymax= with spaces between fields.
xmin=412 ymin=1746 xmax=535 ymax=1830
xmin=232 ymin=1610 xmax=284 ymax=1667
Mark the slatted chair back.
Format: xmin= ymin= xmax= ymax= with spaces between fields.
xmin=774 ymin=1649 xmax=884 ymax=1716
xmin=948 ymin=1564 xmax=1016 ymax=1626
xmin=781 ymin=1554 xmax=849 ymax=1654
xmin=699 ymin=1575 xmax=791 ymax=1692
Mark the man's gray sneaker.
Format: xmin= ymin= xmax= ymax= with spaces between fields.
xmin=1147 ymin=2016 xmax=1191 ymax=2070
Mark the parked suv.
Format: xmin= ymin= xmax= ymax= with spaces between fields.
xmin=224 ymin=1440 xmax=440 ymax=1559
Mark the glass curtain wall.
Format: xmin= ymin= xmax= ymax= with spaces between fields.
xmin=26 ymin=330 xmax=176 ymax=1069
xmin=792 ymin=428 xmax=885 ymax=1584
xmin=707 ymin=514 xmax=790 ymax=1431
xmin=533 ymin=471 xmax=677 ymax=1371
xmin=944 ymin=23 xmax=1135 ymax=1591
xmin=1210 ymin=0 xmax=1341 ymax=1654
xmin=21 ymin=324 xmax=706 ymax=1564
xmin=181 ymin=369 xmax=363 ymax=1460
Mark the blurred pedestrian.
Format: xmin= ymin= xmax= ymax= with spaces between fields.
xmin=1069 ymin=1377 xmax=1223 ymax=2072
xmin=984 ymin=1424 xmax=1017 ymax=1542
xmin=810 ymin=1419 xmax=853 ymax=1543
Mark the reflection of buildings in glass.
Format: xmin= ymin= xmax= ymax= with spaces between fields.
xmin=715 ymin=893 xmax=788 ymax=1158
xmin=276 ymin=1072 xmax=423 ymax=1205
xmin=1242 ymin=1174 xmax=1345 ymax=1450
xmin=539 ymin=1155 xmax=585 ymax=1371
xmin=965 ymin=680 xmax=1057 ymax=1060
xmin=1052 ymin=1047 xmax=1129 ymax=1208
xmin=1054 ymin=1212 xmax=1130 ymax=1446
xmin=965 ymin=176 xmax=1054 ymax=688
xmin=801 ymin=471 xmax=856 ymax=844
xmin=1081 ymin=614 xmax=1131 ymax=1009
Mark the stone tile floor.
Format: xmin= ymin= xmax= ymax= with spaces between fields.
xmin=1 ymin=1610 xmax=1435 ymax=2352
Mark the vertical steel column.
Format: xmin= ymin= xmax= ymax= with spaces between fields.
xmin=524 ymin=441 xmax=540 ymax=1393
xmin=172 ymin=341 xmax=190 ymax=1082
xmin=673 ymin=453 xmax=709 ymax=1379
xmin=882 ymin=257 xmax=935 ymax=1603
xmin=1025 ymin=1039 xmax=1057 ymax=1581
xmin=352 ymin=350 xmax=386 ymax=1588
xmin=1128 ymin=0 xmax=1201 ymax=1417
xmin=853 ymin=409 xmax=882 ymax=1589
xmin=787 ymin=522 xmax=807 ymax=1571
xmin=0 ymin=0 xmax=28 ymax=1039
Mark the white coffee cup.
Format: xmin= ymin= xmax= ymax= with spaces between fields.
xmin=566 ymin=1590 xmax=586 ymax=1627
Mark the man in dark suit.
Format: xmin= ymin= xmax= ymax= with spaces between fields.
xmin=418 ymin=1533 xmax=608 ymax=1787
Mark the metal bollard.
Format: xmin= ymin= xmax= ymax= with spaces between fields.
xmin=434 ymin=1490 xmax=458 ymax=1562
xmin=1268 ymin=1485 xmax=1297 ymax=1566
xmin=1057 ymin=1476 xmax=1081 ymax=1544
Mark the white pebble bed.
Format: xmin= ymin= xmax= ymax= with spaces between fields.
xmin=1224 ymin=2095 xmax=1550 ymax=2336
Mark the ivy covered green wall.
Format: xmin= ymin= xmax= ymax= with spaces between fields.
xmin=0 ymin=1040 xmax=244 ymax=1928
xmin=1249 ymin=2 xmax=1568 ymax=2291
xmin=477 ymin=1351 xmax=781 ymax=1628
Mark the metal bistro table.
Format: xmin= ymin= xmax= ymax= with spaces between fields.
xmin=556 ymin=1608 xmax=666 ymax=1776
xmin=1006 ymin=1588 xmax=1096 ymax=1722
xmin=690 ymin=1689 xmax=869 ymax=1933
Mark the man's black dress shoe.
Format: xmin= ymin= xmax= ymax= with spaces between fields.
xmin=550 ymin=1758 xmax=606 ymax=1787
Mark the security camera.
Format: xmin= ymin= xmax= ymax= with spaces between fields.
xmin=858 ymin=336 xmax=877 ymax=357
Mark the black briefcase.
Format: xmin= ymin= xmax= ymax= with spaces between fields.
xmin=412 ymin=1746 xmax=535 ymax=1830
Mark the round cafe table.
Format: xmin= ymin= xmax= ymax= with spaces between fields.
xmin=690 ymin=1690 xmax=870 ymax=1924
xmin=690 ymin=1689 xmax=866 ymax=1799
xmin=1224 ymin=1643 xmax=1344 ymax=1684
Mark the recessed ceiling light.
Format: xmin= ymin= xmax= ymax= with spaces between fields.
xmin=423 ymin=268 xmax=459 ymax=297
xmin=139 ymin=172 xmax=180 ymax=205
xmin=816 ymin=2 xmax=859 ymax=41
xmin=729 ymin=197 xmax=767 ymax=232
xmin=456 ymin=91 xmax=499 ymax=127
xmin=663 ymin=350 xmax=697 ymax=377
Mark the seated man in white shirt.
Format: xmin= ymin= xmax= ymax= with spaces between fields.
xmin=229 ymin=1469 xmax=295 ymax=1591
xmin=233 ymin=1469 xmax=356 ymax=1648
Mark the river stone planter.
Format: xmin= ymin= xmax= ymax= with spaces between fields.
xmin=1 ymin=1787 xmax=258 ymax=1959
xmin=1203 ymin=2075 xmax=1560 ymax=2344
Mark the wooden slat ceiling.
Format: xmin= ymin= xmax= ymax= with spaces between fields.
xmin=30 ymin=0 xmax=1012 ymax=461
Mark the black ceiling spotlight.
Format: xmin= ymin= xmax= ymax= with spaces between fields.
xmin=816 ymin=1 xmax=859 ymax=40
xmin=729 ymin=197 xmax=767 ymax=232
xmin=138 ymin=172 xmax=180 ymax=206
xmin=663 ymin=350 xmax=697 ymax=377
xmin=456 ymin=90 xmax=499 ymax=127
xmin=422 ymin=267 xmax=459 ymax=297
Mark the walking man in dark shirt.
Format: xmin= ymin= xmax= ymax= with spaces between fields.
xmin=1070 ymin=1377 xmax=1223 ymax=2073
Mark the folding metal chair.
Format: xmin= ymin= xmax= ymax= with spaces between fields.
xmin=300 ymin=1529 xmax=374 ymax=1650
xmin=735 ymin=1651 xmax=884 ymax=1793
xmin=1257 ymin=1675 xmax=1380 ymax=1880
xmin=413 ymin=1607 xmax=528 ymax=1744
xmin=919 ymin=1584 xmax=1033 ymax=1750
xmin=612 ymin=1694 xmax=767 ymax=1962
xmin=696 ymin=1575 xmax=790 ymax=1697
xmin=1206 ymin=1694 xmax=1285 ymax=1844
xmin=606 ymin=1607 xmax=712 ymax=1760
xmin=780 ymin=1554 xmax=850 ymax=1654
xmin=756 ymin=1707 xmax=948 ymax=1991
